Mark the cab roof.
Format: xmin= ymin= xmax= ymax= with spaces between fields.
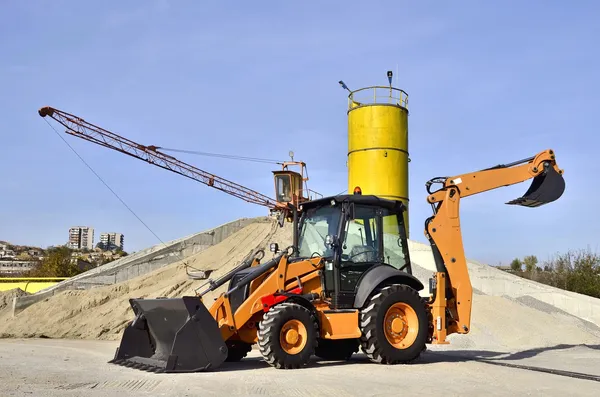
xmin=299 ymin=194 xmax=406 ymax=212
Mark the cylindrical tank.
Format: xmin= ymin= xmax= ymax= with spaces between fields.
xmin=346 ymin=85 xmax=410 ymax=237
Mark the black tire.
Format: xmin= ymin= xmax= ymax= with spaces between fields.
xmin=225 ymin=341 xmax=252 ymax=362
xmin=314 ymin=338 xmax=359 ymax=361
xmin=257 ymin=302 xmax=318 ymax=369
xmin=359 ymin=284 xmax=428 ymax=364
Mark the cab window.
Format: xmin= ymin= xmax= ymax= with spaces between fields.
xmin=275 ymin=175 xmax=292 ymax=202
xmin=341 ymin=205 xmax=381 ymax=264
xmin=380 ymin=211 xmax=408 ymax=270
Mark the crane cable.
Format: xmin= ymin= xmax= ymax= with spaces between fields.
xmin=41 ymin=118 xmax=207 ymax=272
xmin=157 ymin=147 xmax=285 ymax=165
xmin=41 ymin=120 xmax=309 ymax=274
xmin=159 ymin=146 xmax=321 ymax=200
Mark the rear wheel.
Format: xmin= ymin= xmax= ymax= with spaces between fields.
xmin=359 ymin=284 xmax=428 ymax=364
xmin=257 ymin=302 xmax=318 ymax=369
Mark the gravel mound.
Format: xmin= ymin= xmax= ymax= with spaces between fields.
xmin=2 ymin=218 xmax=599 ymax=354
xmin=0 ymin=220 xmax=289 ymax=340
xmin=0 ymin=288 xmax=29 ymax=311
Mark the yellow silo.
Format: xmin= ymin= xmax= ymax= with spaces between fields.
xmin=343 ymin=72 xmax=410 ymax=237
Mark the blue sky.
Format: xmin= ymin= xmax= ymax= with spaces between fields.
xmin=1 ymin=1 xmax=598 ymax=266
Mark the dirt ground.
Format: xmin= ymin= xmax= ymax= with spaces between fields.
xmin=0 ymin=338 xmax=598 ymax=397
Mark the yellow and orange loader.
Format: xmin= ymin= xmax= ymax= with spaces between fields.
xmin=107 ymin=149 xmax=565 ymax=372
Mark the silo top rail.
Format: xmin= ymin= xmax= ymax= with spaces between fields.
xmin=348 ymin=86 xmax=409 ymax=110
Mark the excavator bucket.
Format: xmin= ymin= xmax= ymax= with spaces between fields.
xmin=109 ymin=296 xmax=228 ymax=373
xmin=506 ymin=166 xmax=565 ymax=207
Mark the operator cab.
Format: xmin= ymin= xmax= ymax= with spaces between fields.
xmin=273 ymin=170 xmax=304 ymax=207
xmin=272 ymin=159 xmax=322 ymax=209
xmin=294 ymin=189 xmax=413 ymax=309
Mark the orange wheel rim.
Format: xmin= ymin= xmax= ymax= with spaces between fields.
xmin=279 ymin=319 xmax=307 ymax=355
xmin=383 ymin=302 xmax=418 ymax=349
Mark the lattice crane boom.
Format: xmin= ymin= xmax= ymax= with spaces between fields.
xmin=38 ymin=106 xmax=281 ymax=210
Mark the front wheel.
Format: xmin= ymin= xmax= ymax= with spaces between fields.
xmin=359 ymin=284 xmax=428 ymax=364
xmin=257 ymin=302 xmax=318 ymax=369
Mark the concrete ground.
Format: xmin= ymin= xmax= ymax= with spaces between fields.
xmin=1 ymin=339 xmax=598 ymax=397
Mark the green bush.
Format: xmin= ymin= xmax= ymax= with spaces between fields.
xmin=510 ymin=258 xmax=523 ymax=271
xmin=508 ymin=249 xmax=600 ymax=299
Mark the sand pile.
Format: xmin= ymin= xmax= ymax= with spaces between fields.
xmin=1 ymin=216 xmax=599 ymax=354
xmin=0 ymin=219 xmax=291 ymax=340
xmin=0 ymin=288 xmax=29 ymax=311
xmin=406 ymin=239 xmax=600 ymax=351
xmin=440 ymin=291 xmax=600 ymax=352
xmin=400 ymin=259 xmax=600 ymax=352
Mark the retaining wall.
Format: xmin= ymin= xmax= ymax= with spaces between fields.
xmin=12 ymin=217 xmax=270 ymax=315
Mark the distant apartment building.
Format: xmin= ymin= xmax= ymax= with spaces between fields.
xmin=99 ymin=232 xmax=124 ymax=251
xmin=0 ymin=259 xmax=38 ymax=275
xmin=68 ymin=226 xmax=94 ymax=250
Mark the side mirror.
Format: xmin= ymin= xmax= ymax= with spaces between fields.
xmin=269 ymin=242 xmax=279 ymax=253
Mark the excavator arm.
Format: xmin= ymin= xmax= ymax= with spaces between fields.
xmin=423 ymin=149 xmax=565 ymax=344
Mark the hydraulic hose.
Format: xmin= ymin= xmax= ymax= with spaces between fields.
xmin=224 ymin=246 xmax=294 ymax=297
xmin=195 ymin=249 xmax=265 ymax=297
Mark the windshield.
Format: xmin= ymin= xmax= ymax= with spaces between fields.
xmin=297 ymin=204 xmax=341 ymax=258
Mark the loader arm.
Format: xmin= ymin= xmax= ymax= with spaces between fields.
xmin=210 ymin=252 xmax=324 ymax=343
xmin=424 ymin=149 xmax=564 ymax=344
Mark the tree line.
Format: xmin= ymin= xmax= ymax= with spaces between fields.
xmin=509 ymin=248 xmax=600 ymax=299
xmin=24 ymin=246 xmax=95 ymax=277
xmin=19 ymin=245 xmax=130 ymax=278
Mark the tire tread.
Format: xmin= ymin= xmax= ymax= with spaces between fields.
xmin=257 ymin=302 xmax=318 ymax=369
xmin=359 ymin=284 xmax=428 ymax=364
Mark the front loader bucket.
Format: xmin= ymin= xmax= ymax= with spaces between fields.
xmin=506 ymin=166 xmax=565 ymax=207
xmin=109 ymin=296 xmax=228 ymax=373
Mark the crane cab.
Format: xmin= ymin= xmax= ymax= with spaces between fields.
xmin=273 ymin=169 xmax=304 ymax=207
xmin=273 ymin=160 xmax=321 ymax=208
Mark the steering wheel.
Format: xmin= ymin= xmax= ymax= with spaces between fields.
xmin=341 ymin=249 xmax=377 ymax=262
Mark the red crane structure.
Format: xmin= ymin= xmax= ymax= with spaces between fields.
xmin=38 ymin=106 xmax=317 ymax=221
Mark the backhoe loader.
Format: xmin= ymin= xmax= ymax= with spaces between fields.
xmin=109 ymin=149 xmax=565 ymax=372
